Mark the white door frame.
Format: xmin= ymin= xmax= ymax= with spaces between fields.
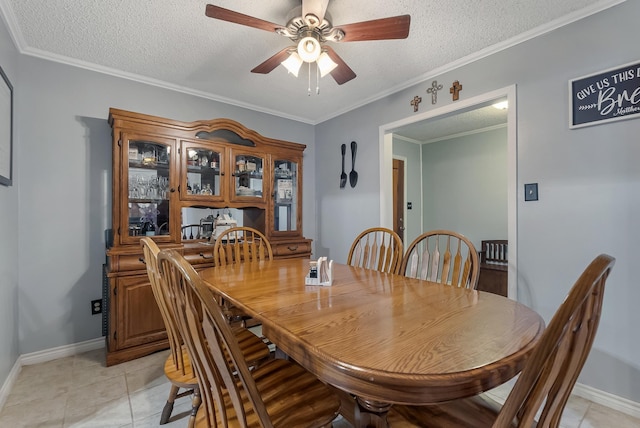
xmin=379 ymin=85 xmax=518 ymax=299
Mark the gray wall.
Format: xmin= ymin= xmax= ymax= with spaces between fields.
xmin=421 ymin=127 xmax=508 ymax=249
xmin=392 ymin=137 xmax=422 ymax=246
xmin=2 ymin=0 xmax=639 ymax=406
xmin=12 ymin=56 xmax=315 ymax=355
xmin=315 ymin=1 xmax=639 ymax=402
xmin=0 ymin=14 xmax=19 ymax=391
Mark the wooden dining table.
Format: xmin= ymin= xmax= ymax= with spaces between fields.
xmin=199 ymin=258 xmax=544 ymax=427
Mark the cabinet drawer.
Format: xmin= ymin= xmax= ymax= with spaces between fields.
xmin=183 ymin=244 xmax=216 ymax=267
xmin=110 ymin=253 xmax=146 ymax=272
xmin=272 ymin=240 xmax=312 ymax=258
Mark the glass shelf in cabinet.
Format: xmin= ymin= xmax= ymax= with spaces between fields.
xmin=234 ymin=171 xmax=262 ymax=178
xmin=187 ymin=165 xmax=220 ymax=173
xmin=129 ymin=197 xmax=169 ymax=203
xmin=129 ymin=160 xmax=169 ymax=170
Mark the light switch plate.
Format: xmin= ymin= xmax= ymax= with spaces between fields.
xmin=524 ymin=183 xmax=538 ymax=201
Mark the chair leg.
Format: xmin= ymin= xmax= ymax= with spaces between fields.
xmin=188 ymin=386 xmax=202 ymax=428
xmin=160 ymin=384 xmax=180 ymax=424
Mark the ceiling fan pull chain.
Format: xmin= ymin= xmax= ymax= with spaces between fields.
xmin=308 ymin=62 xmax=312 ymax=96
xmin=316 ymin=63 xmax=320 ymax=95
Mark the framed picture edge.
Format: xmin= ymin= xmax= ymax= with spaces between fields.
xmin=0 ymin=64 xmax=12 ymax=186
xmin=568 ymin=58 xmax=640 ymax=130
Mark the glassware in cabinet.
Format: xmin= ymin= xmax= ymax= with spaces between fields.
xmin=272 ymin=159 xmax=299 ymax=233
xmin=232 ymin=151 xmax=265 ymax=201
xmin=180 ymin=141 xmax=225 ymax=202
xmin=122 ymin=135 xmax=176 ymax=244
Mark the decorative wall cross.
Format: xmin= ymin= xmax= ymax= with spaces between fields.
xmin=410 ymin=95 xmax=422 ymax=112
xmin=426 ymin=80 xmax=443 ymax=104
xmin=450 ymin=80 xmax=463 ymax=101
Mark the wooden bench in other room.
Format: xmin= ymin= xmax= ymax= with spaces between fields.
xmin=477 ymin=240 xmax=508 ymax=297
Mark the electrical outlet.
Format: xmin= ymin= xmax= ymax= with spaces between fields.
xmin=91 ymin=299 xmax=102 ymax=315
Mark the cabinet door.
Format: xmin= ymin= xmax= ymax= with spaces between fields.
xmin=120 ymin=134 xmax=177 ymax=245
xmin=113 ymin=275 xmax=167 ymax=349
xmin=271 ymin=157 xmax=302 ymax=237
xmin=180 ymin=141 xmax=226 ymax=203
xmin=230 ymin=149 xmax=267 ymax=205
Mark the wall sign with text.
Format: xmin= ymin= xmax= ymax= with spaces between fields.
xmin=569 ymin=60 xmax=640 ymax=129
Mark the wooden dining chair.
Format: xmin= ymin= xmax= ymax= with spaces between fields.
xmin=141 ymin=238 xmax=270 ymax=426
xmin=213 ymin=226 xmax=273 ymax=326
xmin=141 ymin=237 xmax=200 ymax=426
xmin=212 ymin=226 xmax=273 ymax=266
xmin=400 ymin=229 xmax=480 ymax=289
xmin=157 ymin=249 xmax=341 ymax=428
xmin=347 ymin=227 xmax=403 ymax=274
xmin=182 ymin=224 xmax=205 ymax=241
xmin=387 ymin=254 xmax=615 ymax=428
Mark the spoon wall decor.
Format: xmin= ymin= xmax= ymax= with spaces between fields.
xmin=349 ymin=141 xmax=358 ymax=188
xmin=340 ymin=143 xmax=347 ymax=188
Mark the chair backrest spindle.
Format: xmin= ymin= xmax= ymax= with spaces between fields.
xmin=213 ymin=226 xmax=273 ymax=267
xmin=347 ymin=227 xmax=403 ymax=274
xmin=401 ymin=230 xmax=479 ymax=289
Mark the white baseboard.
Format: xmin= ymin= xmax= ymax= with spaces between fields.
xmin=573 ymin=382 xmax=640 ymax=419
xmin=0 ymin=337 xmax=105 ymax=412
xmin=20 ymin=337 xmax=105 ymax=366
xmin=0 ymin=358 xmax=21 ymax=412
xmin=2 ymin=336 xmax=640 ymax=421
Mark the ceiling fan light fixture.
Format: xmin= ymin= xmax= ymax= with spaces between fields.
xmin=281 ymin=52 xmax=303 ymax=76
xmin=297 ymin=34 xmax=321 ymax=62
xmin=317 ymin=52 xmax=337 ymax=77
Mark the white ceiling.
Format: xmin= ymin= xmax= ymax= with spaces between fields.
xmin=0 ymin=0 xmax=623 ymax=125
xmin=394 ymin=103 xmax=509 ymax=143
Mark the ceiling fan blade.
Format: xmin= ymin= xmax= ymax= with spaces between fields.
xmin=302 ymin=0 xmax=330 ymax=24
xmin=205 ymin=4 xmax=283 ymax=33
xmin=336 ymin=15 xmax=411 ymax=42
xmin=251 ymin=47 xmax=293 ymax=74
xmin=324 ymin=46 xmax=356 ymax=85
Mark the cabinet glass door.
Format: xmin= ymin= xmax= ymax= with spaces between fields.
xmin=273 ymin=160 xmax=298 ymax=232
xmin=233 ymin=152 xmax=264 ymax=200
xmin=181 ymin=142 xmax=225 ymax=202
xmin=124 ymin=136 xmax=173 ymax=243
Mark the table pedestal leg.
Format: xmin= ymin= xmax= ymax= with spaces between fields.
xmin=355 ymin=397 xmax=391 ymax=428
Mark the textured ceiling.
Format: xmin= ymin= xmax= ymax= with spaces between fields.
xmin=394 ymin=103 xmax=509 ymax=143
xmin=0 ymin=0 xmax=623 ymax=125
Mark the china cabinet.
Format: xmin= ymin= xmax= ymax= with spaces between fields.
xmin=105 ymin=108 xmax=311 ymax=365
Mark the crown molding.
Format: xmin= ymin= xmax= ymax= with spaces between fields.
xmin=420 ymin=123 xmax=507 ymax=145
xmin=0 ymin=0 xmax=627 ymax=126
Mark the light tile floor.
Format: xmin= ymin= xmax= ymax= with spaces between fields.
xmin=1 ymin=348 xmax=639 ymax=427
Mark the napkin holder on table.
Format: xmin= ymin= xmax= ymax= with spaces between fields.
xmin=305 ymin=257 xmax=333 ymax=286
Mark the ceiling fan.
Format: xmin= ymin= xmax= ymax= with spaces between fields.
xmin=205 ymin=1 xmax=411 ymax=85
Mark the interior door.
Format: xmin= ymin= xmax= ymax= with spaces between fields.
xmin=393 ymin=158 xmax=405 ymax=242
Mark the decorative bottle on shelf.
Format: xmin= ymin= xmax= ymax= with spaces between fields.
xmin=142 ymin=220 xmax=156 ymax=236
xmin=201 ymin=183 xmax=212 ymax=195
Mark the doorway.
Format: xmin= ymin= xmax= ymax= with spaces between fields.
xmin=379 ymin=86 xmax=517 ymax=299
xmin=392 ymin=158 xmax=405 ymax=243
